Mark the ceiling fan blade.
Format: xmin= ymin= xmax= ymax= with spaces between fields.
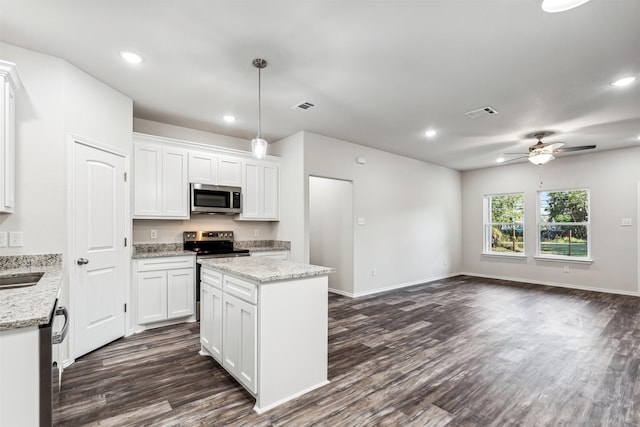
xmin=547 ymin=142 xmax=565 ymax=150
xmin=500 ymin=155 xmax=528 ymax=164
xmin=501 ymin=152 xmax=528 ymax=155
xmin=554 ymin=145 xmax=596 ymax=153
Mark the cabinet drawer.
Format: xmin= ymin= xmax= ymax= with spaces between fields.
xmin=223 ymin=275 xmax=258 ymax=305
xmin=201 ymin=267 xmax=223 ymax=290
xmin=136 ymin=256 xmax=194 ymax=272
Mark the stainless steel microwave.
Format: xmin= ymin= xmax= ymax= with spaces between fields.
xmin=190 ymin=183 xmax=242 ymax=214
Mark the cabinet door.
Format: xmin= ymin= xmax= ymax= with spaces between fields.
xmin=167 ymin=268 xmax=194 ymax=319
xmin=218 ymin=155 xmax=242 ymax=187
xmin=251 ymin=250 xmax=289 ymax=260
xmin=162 ymin=147 xmax=189 ymax=218
xmin=222 ymin=293 xmax=257 ymax=393
xmin=1 ymin=79 xmax=16 ymax=212
xmin=241 ymin=161 xmax=260 ymax=219
xmin=137 ymin=270 xmax=167 ymax=324
xmin=189 ymin=150 xmax=218 ymax=185
xmin=261 ymin=162 xmax=279 ymax=220
xmin=200 ymin=281 xmax=223 ymax=360
xmin=133 ymin=142 xmax=163 ymax=216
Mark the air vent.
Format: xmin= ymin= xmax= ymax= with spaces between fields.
xmin=464 ymin=106 xmax=499 ymax=119
xmin=292 ymin=101 xmax=315 ymax=110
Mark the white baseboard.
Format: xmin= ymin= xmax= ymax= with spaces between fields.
xmin=332 ymin=271 xmax=640 ymax=299
xmin=329 ymin=272 xmax=460 ymax=299
xmin=460 ymin=271 xmax=640 ymax=297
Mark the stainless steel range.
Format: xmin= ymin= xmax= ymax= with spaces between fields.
xmin=184 ymin=231 xmax=250 ymax=320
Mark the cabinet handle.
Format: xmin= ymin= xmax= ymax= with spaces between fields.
xmin=77 ymin=258 xmax=89 ymax=265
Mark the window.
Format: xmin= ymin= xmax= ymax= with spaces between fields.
xmin=484 ymin=193 xmax=525 ymax=255
xmin=538 ymin=189 xmax=590 ymax=259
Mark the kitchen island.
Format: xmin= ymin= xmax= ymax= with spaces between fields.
xmin=198 ymin=257 xmax=334 ymax=413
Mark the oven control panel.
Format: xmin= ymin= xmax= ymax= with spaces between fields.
xmin=184 ymin=231 xmax=234 ymax=242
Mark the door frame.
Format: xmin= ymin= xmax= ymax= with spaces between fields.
xmin=66 ymin=134 xmax=131 ymax=365
xmin=307 ymin=175 xmax=355 ymax=296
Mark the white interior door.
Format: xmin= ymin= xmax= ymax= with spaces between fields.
xmin=73 ymin=141 xmax=126 ymax=358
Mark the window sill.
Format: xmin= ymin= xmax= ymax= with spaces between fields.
xmin=481 ymin=252 xmax=527 ymax=260
xmin=534 ymin=255 xmax=593 ymax=265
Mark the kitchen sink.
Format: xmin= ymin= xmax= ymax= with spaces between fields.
xmin=0 ymin=272 xmax=44 ymax=289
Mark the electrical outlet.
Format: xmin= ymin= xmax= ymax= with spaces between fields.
xmin=0 ymin=232 xmax=7 ymax=247
xmin=9 ymin=231 xmax=23 ymax=247
xmin=621 ymin=218 xmax=632 ymax=226
xmin=358 ymin=217 xmax=365 ymax=226
xmin=443 ymin=257 xmax=447 ymax=266
xmin=563 ymin=266 xmax=570 ymax=274
xmin=150 ymin=229 xmax=158 ymax=239
xmin=372 ymin=268 xmax=377 ymax=277
xmin=254 ymin=229 xmax=260 ymax=237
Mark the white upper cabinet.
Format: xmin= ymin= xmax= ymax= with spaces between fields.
xmin=188 ymin=151 xmax=241 ymax=187
xmin=188 ymin=150 xmax=218 ymax=185
xmin=133 ymin=136 xmax=189 ymax=219
xmin=239 ymin=160 xmax=279 ymax=221
xmin=0 ymin=61 xmax=23 ymax=214
xmin=217 ymin=155 xmax=242 ymax=187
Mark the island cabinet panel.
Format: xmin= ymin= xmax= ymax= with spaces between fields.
xmin=201 ymin=282 xmax=223 ymax=361
xmin=222 ymin=293 xmax=257 ymax=393
xmin=199 ymin=260 xmax=330 ymax=414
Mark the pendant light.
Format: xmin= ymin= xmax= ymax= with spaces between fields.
xmin=251 ymin=58 xmax=268 ymax=159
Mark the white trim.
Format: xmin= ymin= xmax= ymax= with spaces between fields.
xmin=67 ymin=134 xmax=131 ymax=363
xmin=533 ymin=255 xmax=593 ymax=264
xmin=328 ymin=288 xmax=355 ymax=298
xmin=253 ymin=380 xmax=330 ymax=414
xmin=481 ymin=253 xmax=527 ymax=260
xmin=349 ymin=273 xmax=460 ymax=299
xmin=638 ymin=180 xmax=640 ymax=293
xmin=460 ymin=272 xmax=640 ymax=297
xmin=134 ymin=131 xmax=279 ymax=161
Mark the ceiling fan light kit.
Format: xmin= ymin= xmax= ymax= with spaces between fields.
xmin=528 ymin=152 xmax=555 ymax=165
xmin=541 ymin=0 xmax=591 ymax=13
xmin=251 ymin=58 xmax=268 ymax=159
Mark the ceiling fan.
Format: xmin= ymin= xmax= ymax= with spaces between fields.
xmin=499 ymin=132 xmax=596 ymax=165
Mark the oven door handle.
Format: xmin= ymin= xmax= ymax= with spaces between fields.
xmin=52 ymin=306 xmax=69 ymax=345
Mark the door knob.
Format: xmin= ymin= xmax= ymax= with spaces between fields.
xmin=77 ymin=258 xmax=89 ymax=265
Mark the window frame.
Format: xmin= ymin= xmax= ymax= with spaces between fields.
xmin=482 ymin=192 xmax=526 ymax=257
xmin=536 ymin=187 xmax=592 ymax=263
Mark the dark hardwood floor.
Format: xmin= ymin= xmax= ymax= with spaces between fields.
xmin=54 ymin=275 xmax=640 ymax=426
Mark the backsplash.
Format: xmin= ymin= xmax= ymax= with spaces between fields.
xmin=133 ymin=218 xmax=276 ymax=244
xmin=0 ymin=254 xmax=62 ymax=270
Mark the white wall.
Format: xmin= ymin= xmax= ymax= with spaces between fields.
xmin=0 ymin=43 xmax=132 ymax=256
xmin=309 ymin=176 xmax=354 ymax=295
xmin=461 ymin=147 xmax=640 ymax=295
xmin=302 ymin=132 xmax=462 ymax=296
xmin=270 ymin=132 xmax=305 ymax=261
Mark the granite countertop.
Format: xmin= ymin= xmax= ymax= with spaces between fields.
xmin=199 ymin=257 xmax=334 ymax=284
xmin=235 ymin=240 xmax=291 ymax=252
xmin=132 ymin=243 xmax=196 ymax=259
xmin=0 ymin=265 xmax=63 ymax=331
xmin=132 ymin=250 xmax=196 ymax=259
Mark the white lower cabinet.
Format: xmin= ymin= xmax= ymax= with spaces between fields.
xmin=134 ymin=256 xmax=195 ymax=329
xmin=222 ymin=293 xmax=257 ymax=393
xmin=199 ymin=264 xmax=329 ymax=413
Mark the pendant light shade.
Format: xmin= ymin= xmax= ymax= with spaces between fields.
xmin=251 ymin=137 xmax=267 ymax=159
xmin=251 ymin=58 xmax=268 ymax=159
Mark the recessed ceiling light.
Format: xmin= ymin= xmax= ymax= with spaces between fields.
xmin=223 ymin=115 xmax=236 ymax=123
xmin=424 ymin=129 xmax=437 ymax=138
xmin=541 ymin=0 xmax=590 ymax=13
xmin=610 ymin=76 xmax=637 ymax=87
xmin=120 ymin=51 xmax=143 ymax=64
xmin=637 ymin=135 xmax=640 ymax=141
xmin=496 ymin=155 xmax=506 ymax=163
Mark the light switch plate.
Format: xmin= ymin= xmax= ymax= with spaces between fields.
xmin=621 ymin=218 xmax=632 ymax=226
xmin=150 ymin=229 xmax=158 ymax=239
xmin=0 ymin=232 xmax=7 ymax=247
xmin=357 ymin=217 xmax=365 ymax=226
xmin=9 ymin=231 xmax=23 ymax=247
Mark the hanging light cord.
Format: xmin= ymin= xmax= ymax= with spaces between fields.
xmin=257 ymin=65 xmax=262 ymax=138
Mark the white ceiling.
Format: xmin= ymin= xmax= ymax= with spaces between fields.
xmin=1 ymin=0 xmax=639 ymax=170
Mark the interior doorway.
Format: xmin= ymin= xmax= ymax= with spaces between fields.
xmin=309 ymin=176 xmax=354 ymax=296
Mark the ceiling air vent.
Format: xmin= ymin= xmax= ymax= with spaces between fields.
xmin=292 ymin=101 xmax=315 ymax=110
xmin=464 ymin=106 xmax=499 ymax=119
